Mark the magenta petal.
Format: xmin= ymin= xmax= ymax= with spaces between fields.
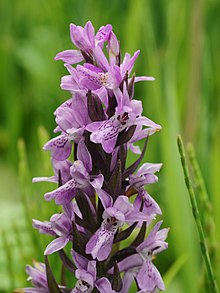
xmin=87 ymin=260 xmax=97 ymax=281
xmin=44 ymin=236 xmax=69 ymax=255
xmin=22 ymin=288 xmax=47 ymax=292
xmin=134 ymin=191 xmax=162 ymax=218
xmin=117 ymin=254 xmax=143 ymax=273
xmin=77 ymin=139 xmax=92 ymax=173
xmin=60 ymin=75 xmax=80 ymax=92
xmin=54 ymin=50 xmax=84 ymax=64
xmin=32 ymin=219 xmax=56 ymax=237
xmin=90 ymin=174 xmax=104 ymax=189
xmin=93 ymin=45 xmax=109 ymax=71
xmin=138 ymin=163 xmax=162 ymax=174
xmin=77 ymin=65 xmax=102 ymax=90
xmin=121 ymin=50 xmax=140 ymax=77
xmin=120 ymin=271 xmax=135 ymax=293
xmin=25 ymin=263 xmax=47 ymax=288
xmin=96 ymin=237 xmax=113 ymax=261
xmin=86 ymin=228 xmax=114 ymax=261
xmin=86 ymin=121 xmax=104 ymax=132
xmin=96 ymin=24 xmax=112 ymax=46
xmin=43 ymin=135 xmax=72 ymax=161
xmin=125 ymin=210 xmax=148 ymax=224
xmin=102 ymin=135 xmax=118 ymax=153
xmin=134 ymin=76 xmax=155 ymax=82
xmin=44 ymin=179 xmax=77 ymax=204
xmin=95 ymin=188 xmax=113 ymax=209
xmin=32 ymin=176 xmax=57 ymax=183
xmin=86 ymin=230 xmax=99 ymax=255
xmin=103 ymin=207 xmax=125 ymax=222
xmin=70 ymin=24 xmax=85 ymax=50
xmin=114 ymin=196 xmax=133 ymax=214
xmin=95 ymin=277 xmax=114 ymax=293
xmin=85 ymin=21 xmax=95 ymax=48
xmin=136 ymin=261 xmax=165 ymax=291
xmin=108 ymin=32 xmax=120 ymax=56
xmin=71 ymin=250 xmax=88 ymax=270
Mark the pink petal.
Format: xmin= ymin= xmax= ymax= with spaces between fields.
xmin=54 ymin=50 xmax=84 ymax=64
xmin=44 ymin=236 xmax=69 ymax=255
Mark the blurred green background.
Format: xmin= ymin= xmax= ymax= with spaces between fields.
xmin=0 ymin=0 xmax=220 ymax=292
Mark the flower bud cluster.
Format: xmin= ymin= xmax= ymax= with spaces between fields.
xmin=20 ymin=21 xmax=168 ymax=293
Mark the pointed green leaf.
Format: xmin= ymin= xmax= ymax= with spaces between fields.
xmin=107 ymin=247 xmax=136 ymax=270
xmin=131 ymin=221 xmax=146 ymax=247
xmin=123 ymin=136 xmax=148 ymax=180
xmin=128 ymin=74 xmax=135 ymax=98
xmin=106 ymin=159 xmax=121 ymax=200
xmin=116 ymin=125 xmax=136 ymax=148
xmin=45 ymin=255 xmax=62 ymax=293
xmin=112 ymin=262 xmax=123 ymax=292
xmin=107 ymin=94 xmax=117 ymax=118
xmin=58 ymin=250 xmax=76 ymax=274
xmin=75 ymin=190 xmax=96 ymax=227
xmin=114 ymin=222 xmax=137 ymax=243
xmin=87 ymin=90 xmax=105 ymax=121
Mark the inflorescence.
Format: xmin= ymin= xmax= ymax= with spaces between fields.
xmin=19 ymin=21 xmax=169 ymax=293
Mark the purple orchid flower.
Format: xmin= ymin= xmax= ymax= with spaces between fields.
xmin=128 ymin=163 xmax=163 ymax=219
xmin=19 ymin=260 xmax=69 ymax=293
xmin=16 ymin=261 xmax=50 ymax=293
xmin=107 ymin=31 xmax=120 ymax=65
xmin=136 ymin=260 xmax=165 ymax=292
xmin=55 ymin=21 xmax=112 ymax=65
xmin=74 ymin=49 xmax=154 ymax=93
xmin=115 ymin=221 xmax=168 ymax=293
xmin=32 ymin=202 xmax=84 ymax=255
xmin=129 ymin=163 xmax=162 ymax=188
xmin=86 ymin=192 xmax=148 ymax=261
xmin=43 ymin=133 xmax=72 ymax=161
xmin=133 ymin=189 xmax=162 ymax=221
xmin=22 ymin=261 xmax=49 ymax=293
xmin=86 ymin=84 xmax=161 ymax=153
xmin=44 ymin=139 xmax=103 ymax=204
xmin=43 ymin=93 xmax=91 ymax=161
xmin=54 ymin=94 xmax=90 ymax=141
xmin=71 ymin=250 xmax=116 ymax=293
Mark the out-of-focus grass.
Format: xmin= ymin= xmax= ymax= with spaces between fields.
xmin=0 ymin=0 xmax=219 ymax=292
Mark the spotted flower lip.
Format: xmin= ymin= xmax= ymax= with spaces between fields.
xmin=86 ymin=194 xmax=149 ymax=261
xmin=136 ymin=260 xmax=165 ymax=292
xmin=85 ymin=83 xmax=161 ymax=153
xmin=71 ymin=251 xmax=116 ymax=293
xmin=109 ymin=222 xmax=168 ymax=293
xmin=133 ymin=189 xmax=162 ymax=221
xmin=111 ymin=221 xmax=169 ymax=272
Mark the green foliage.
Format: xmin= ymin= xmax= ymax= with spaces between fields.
xmin=0 ymin=0 xmax=219 ymax=292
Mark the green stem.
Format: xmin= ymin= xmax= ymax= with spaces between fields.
xmin=187 ymin=143 xmax=216 ymax=244
xmin=177 ymin=135 xmax=218 ymax=293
